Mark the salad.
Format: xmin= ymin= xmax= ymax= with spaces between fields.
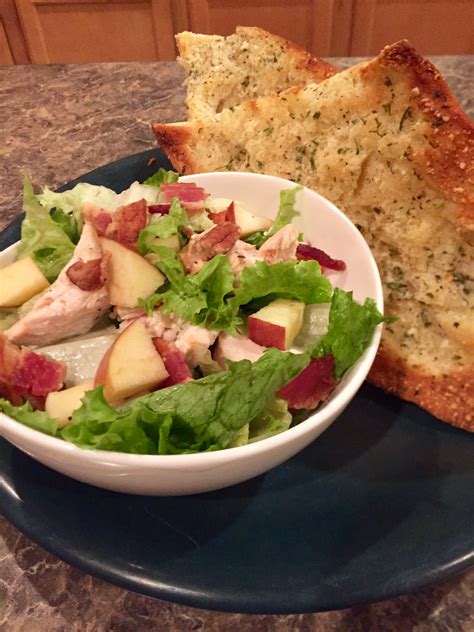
xmin=0 ymin=169 xmax=389 ymax=454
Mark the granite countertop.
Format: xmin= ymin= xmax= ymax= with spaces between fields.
xmin=0 ymin=57 xmax=473 ymax=631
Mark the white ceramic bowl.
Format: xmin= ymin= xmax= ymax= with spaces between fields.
xmin=0 ymin=172 xmax=383 ymax=495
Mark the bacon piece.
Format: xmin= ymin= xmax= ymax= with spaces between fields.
xmin=259 ymin=224 xmax=298 ymax=264
xmin=85 ymin=199 xmax=147 ymax=251
xmin=296 ymin=243 xmax=346 ymax=271
xmin=161 ymin=182 xmax=207 ymax=213
xmin=148 ymin=204 xmax=171 ymax=214
xmin=180 ymin=221 xmax=240 ymax=274
xmin=278 ymin=354 xmax=335 ymax=410
xmin=0 ymin=334 xmax=66 ymax=408
xmin=208 ymin=202 xmax=234 ymax=225
xmin=66 ymin=257 xmax=105 ymax=291
xmin=152 ymin=338 xmax=192 ymax=387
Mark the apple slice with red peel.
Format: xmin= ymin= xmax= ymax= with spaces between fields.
xmin=152 ymin=337 xmax=192 ymax=387
xmin=94 ymin=320 xmax=169 ymax=406
xmin=100 ymin=237 xmax=165 ymax=308
xmin=278 ymin=354 xmax=335 ymax=409
xmin=247 ymin=299 xmax=305 ymax=351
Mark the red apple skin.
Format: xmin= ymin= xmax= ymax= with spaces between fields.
xmin=278 ymin=354 xmax=335 ymax=409
xmin=208 ymin=202 xmax=235 ymax=225
xmin=247 ymin=316 xmax=286 ymax=351
xmin=153 ymin=338 xmax=192 ymax=387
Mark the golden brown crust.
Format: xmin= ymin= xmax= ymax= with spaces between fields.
xmin=372 ymin=41 xmax=474 ymax=229
xmin=152 ymin=122 xmax=197 ymax=175
xmin=369 ymin=343 xmax=474 ymax=431
xmin=234 ymin=26 xmax=339 ymax=81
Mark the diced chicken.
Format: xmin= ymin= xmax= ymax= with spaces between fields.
xmin=259 ymin=224 xmax=298 ymax=264
xmin=5 ymin=224 xmax=110 ymax=346
xmin=85 ymin=199 xmax=147 ymax=251
xmin=227 ymin=240 xmax=264 ymax=277
xmin=180 ymin=221 xmax=240 ymax=274
xmin=174 ymin=323 xmax=218 ymax=368
xmin=215 ymin=333 xmax=265 ymax=368
xmin=160 ymin=182 xmax=207 ymax=213
xmin=0 ymin=333 xmax=66 ymax=408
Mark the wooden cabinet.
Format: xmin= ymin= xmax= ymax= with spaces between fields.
xmin=1 ymin=0 xmax=473 ymax=64
xmin=186 ymin=0 xmax=474 ymax=57
xmin=351 ymin=0 xmax=474 ymax=56
xmin=14 ymin=0 xmax=177 ymax=63
xmin=0 ymin=0 xmax=29 ymax=63
xmin=185 ymin=0 xmax=352 ymax=57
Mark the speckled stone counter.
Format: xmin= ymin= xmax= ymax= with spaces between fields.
xmin=0 ymin=57 xmax=473 ymax=631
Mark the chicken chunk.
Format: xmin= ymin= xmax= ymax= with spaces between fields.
xmin=6 ymin=224 xmax=110 ymax=346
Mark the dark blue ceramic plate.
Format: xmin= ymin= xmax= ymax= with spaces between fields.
xmin=1 ymin=150 xmax=473 ymax=614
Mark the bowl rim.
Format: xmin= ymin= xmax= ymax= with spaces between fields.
xmin=0 ymin=171 xmax=384 ymax=467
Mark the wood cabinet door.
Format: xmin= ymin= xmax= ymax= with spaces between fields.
xmin=0 ymin=0 xmax=29 ymax=63
xmin=184 ymin=0 xmax=353 ymax=57
xmin=15 ymin=0 xmax=177 ymax=63
xmin=351 ymin=0 xmax=474 ymax=55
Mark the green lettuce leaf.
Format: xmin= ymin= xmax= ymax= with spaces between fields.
xmin=38 ymin=182 xmax=116 ymax=217
xmin=143 ymin=168 xmax=179 ymax=187
xmin=310 ymin=288 xmax=389 ymax=378
xmin=158 ymin=253 xmax=237 ymax=331
xmin=136 ymin=199 xmax=187 ymax=254
xmin=0 ymin=399 xmax=58 ymax=436
xmin=51 ymin=208 xmax=81 ymax=243
xmin=265 ymin=185 xmax=302 ymax=239
xmin=248 ymin=397 xmax=292 ymax=443
xmin=60 ymin=348 xmax=309 ymax=453
xmin=18 ymin=176 xmax=75 ymax=282
xmin=243 ymin=230 xmax=266 ymax=248
xmin=232 ymin=259 xmax=332 ymax=309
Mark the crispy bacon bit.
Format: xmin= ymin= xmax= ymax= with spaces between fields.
xmin=149 ymin=203 xmax=171 ymax=214
xmin=86 ymin=199 xmax=147 ymax=251
xmin=296 ymin=243 xmax=346 ymax=271
xmin=161 ymin=182 xmax=207 ymax=212
xmin=278 ymin=354 xmax=335 ymax=410
xmin=84 ymin=206 xmax=112 ymax=234
xmin=208 ymin=202 xmax=234 ymax=225
xmin=152 ymin=338 xmax=192 ymax=387
xmin=180 ymin=221 xmax=240 ymax=274
xmin=66 ymin=257 xmax=105 ymax=291
xmin=0 ymin=334 xmax=66 ymax=407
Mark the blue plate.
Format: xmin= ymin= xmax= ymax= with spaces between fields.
xmin=0 ymin=150 xmax=473 ymax=614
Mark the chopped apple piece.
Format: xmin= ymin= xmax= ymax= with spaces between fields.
xmin=45 ymin=380 xmax=94 ymax=428
xmin=100 ymin=237 xmax=165 ymax=308
xmin=247 ymin=299 xmax=305 ymax=350
xmin=145 ymin=234 xmax=181 ymax=266
xmin=231 ymin=203 xmax=272 ymax=237
xmin=94 ymin=320 xmax=169 ymax=405
xmin=0 ymin=257 xmax=49 ymax=307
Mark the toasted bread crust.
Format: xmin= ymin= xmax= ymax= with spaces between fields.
xmin=176 ymin=26 xmax=337 ymax=119
xmin=369 ymin=343 xmax=474 ymax=431
xmin=375 ymin=41 xmax=474 ymax=229
xmin=152 ymin=40 xmax=474 ymax=431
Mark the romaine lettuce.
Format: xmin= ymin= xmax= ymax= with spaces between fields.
xmin=136 ymin=199 xmax=187 ymax=254
xmin=59 ymin=348 xmax=310 ymax=454
xmin=310 ymin=288 xmax=389 ymax=378
xmin=143 ymin=168 xmax=179 ymax=187
xmin=18 ymin=176 xmax=75 ymax=282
